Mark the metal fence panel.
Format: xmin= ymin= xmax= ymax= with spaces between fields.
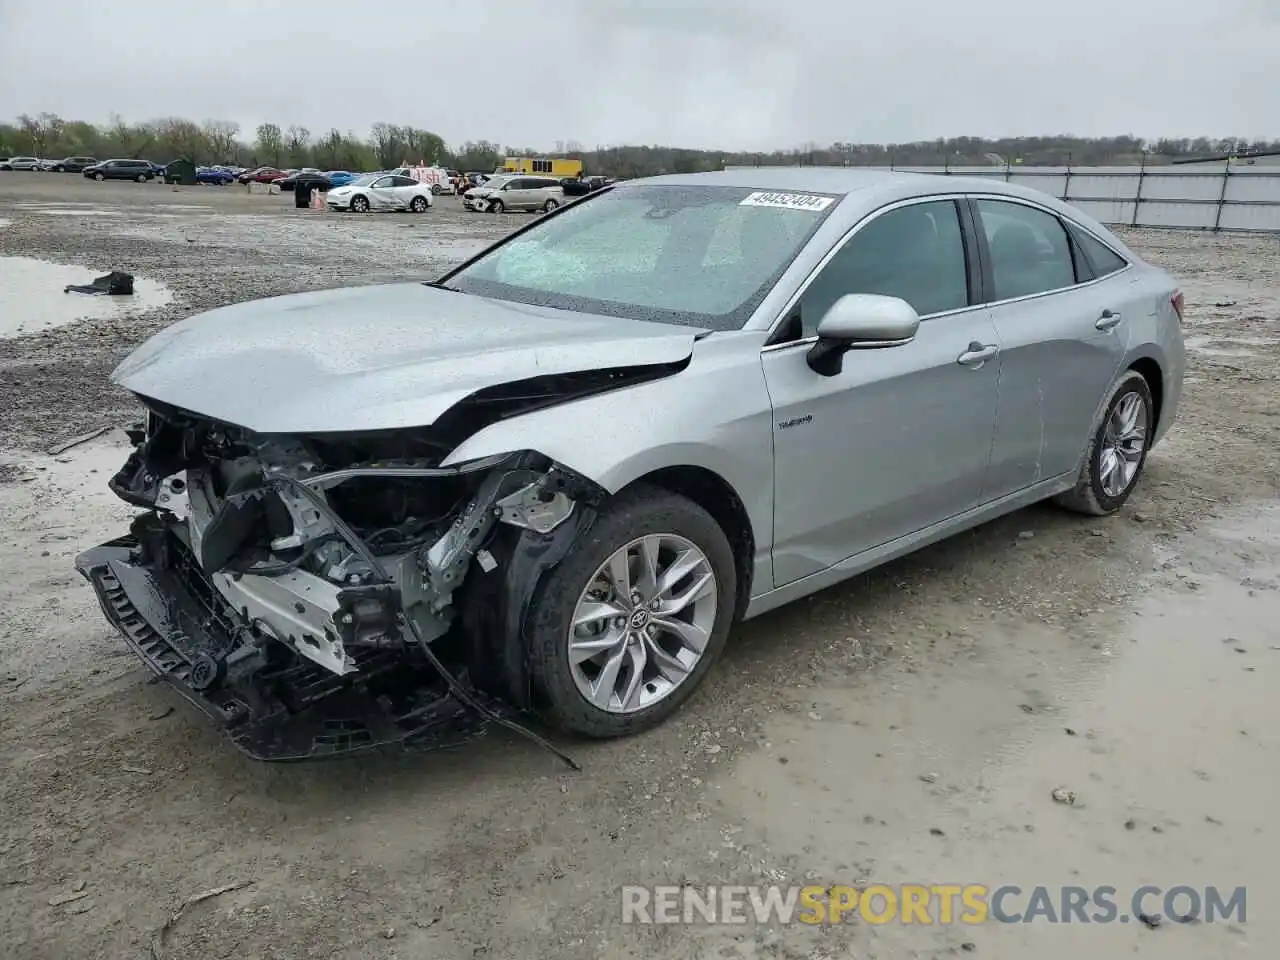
xmin=721 ymin=162 xmax=1280 ymax=232
xmin=1136 ymin=201 xmax=1218 ymax=229
xmin=1138 ymin=173 xmax=1222 ymax=202
xmin=1064 ymin=173 xmax=1138 ymax=201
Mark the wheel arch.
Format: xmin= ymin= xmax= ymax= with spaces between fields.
xmin=1127 ymin=355 xmax=1164 ymax=435
xmin=620 ymin=465 xmax=756 ymax=620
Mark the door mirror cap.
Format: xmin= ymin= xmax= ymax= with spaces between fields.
xmin=807 ymin=294 xmax=920 ymax=376
xmin=816 ymin=294 xmax=920 ymax=344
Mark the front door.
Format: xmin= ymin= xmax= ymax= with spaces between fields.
xmin=762 ymin=198 xmax=1002 ymax=586
xmin=368 ymin=176 xmax=399 ymax=209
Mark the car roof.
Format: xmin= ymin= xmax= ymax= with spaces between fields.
xmin=622 ymin=166 xmax=1117 ymax=236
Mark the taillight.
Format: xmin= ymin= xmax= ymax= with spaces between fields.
xmin=1171 ymin=290 xmax=1185 ymax=322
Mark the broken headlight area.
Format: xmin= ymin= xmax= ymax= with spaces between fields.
xmin=77 ymin=402 xmax=601 ymax=760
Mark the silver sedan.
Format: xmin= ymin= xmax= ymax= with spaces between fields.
xmin=78 ymin=168 xmax=1184 ymax=758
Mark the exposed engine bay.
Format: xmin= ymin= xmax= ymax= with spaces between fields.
xmin=77 ymin=397 xmax=608 ymax=762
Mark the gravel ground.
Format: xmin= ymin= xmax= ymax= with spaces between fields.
xmin=1 ymin=173 xmax=1279 ymax=960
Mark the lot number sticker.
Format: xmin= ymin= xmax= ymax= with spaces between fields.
xmin=739 ymin=191 xmax=834 ymax=212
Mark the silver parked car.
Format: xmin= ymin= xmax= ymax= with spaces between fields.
xmin=76 ymin=169 xmax=1184 ymax=760
xmin=1 ymin=156 xmax=41 ymax=171
xmin=464 ymin=174 xmax=564 ymax=213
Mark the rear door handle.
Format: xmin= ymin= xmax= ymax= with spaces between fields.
xmin=957 ymin=342 xmax=999 ymax=367
xmin=1095 ymin=309 xmax=1123 ymax=331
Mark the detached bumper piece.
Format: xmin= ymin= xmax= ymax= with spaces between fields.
xmin=74 ymin=516 xmax=490 ymax=761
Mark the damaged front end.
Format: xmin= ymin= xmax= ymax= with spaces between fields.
xmin=75 ymin=401 xmax=601 ymax=760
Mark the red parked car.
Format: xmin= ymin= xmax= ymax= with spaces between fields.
xmin=237 ymin=166 xmax=285 ymax=184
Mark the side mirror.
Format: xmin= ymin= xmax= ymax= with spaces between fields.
xmin=806 ymin=294 xmax=919 ymax=376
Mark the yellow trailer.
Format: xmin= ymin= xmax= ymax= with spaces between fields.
xmin=501 ymin=156 xmax=584 ymax=178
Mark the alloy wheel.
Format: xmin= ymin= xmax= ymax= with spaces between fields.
xmin=1098 ymin=391 xmax=1148 ymax=498
xmin=567 ymin=534 xmax=718 ymax=714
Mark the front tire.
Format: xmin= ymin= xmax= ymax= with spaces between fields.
xmin=94 ymin=172 xmax=105 ymax=181
xmin=525 ymin=485 xmax=737 ymax=738
xmin=350 ymin=194 xmax=370 ymax=213
xmin=1054 ymin=370 xmax=1154 ymax=516
xmin=489 ymin=199 xmax=504 ymax=213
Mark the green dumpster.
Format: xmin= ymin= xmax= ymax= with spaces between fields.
xmin=163 ymin=159 xmax=196 ymax=185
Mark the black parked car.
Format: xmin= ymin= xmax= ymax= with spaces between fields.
xmin=274 ymin=171 xmax=332 ymax=193
xmin=559 ymin=175 xmax=611 ymax=197
xmin=51 ymin=156 xmax=99 ymax=173
xmin=83 ymin=159 xmax=157 ymax=182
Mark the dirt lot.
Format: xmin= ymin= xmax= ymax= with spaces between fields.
xmin=1 ymin=172 xmax=1278 ymax=960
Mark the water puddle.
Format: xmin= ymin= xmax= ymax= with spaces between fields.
xmin=1183 ymin=333 xmax=1280 ymax=358
xmin=0 ymin=257 xmax=173 ymax=338
xmin=24 ymin=208 xmax=123 ymax=218
xmin=715 ymin=500 xmax=1280 ymax=958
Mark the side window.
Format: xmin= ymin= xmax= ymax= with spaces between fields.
xmin=1068 ymin=223 xmax=1128 ymax=279
xmin=371 ymin=176 xmax=394 ymax=188
xmin=395 ymin=176 xmax=418 ymax=187
xmin=975 ymin=200 xmax=1076 ymax=301
xmin=797 ymin=200 xmax=969 ymax=337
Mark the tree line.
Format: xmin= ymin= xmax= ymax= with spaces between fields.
xmin=4 ymin=112 xmax=1277 ymax=178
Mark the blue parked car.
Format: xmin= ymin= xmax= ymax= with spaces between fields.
xmin=195 ymin=167 xmax=237 ymax=185
xmin=324 ymin=170 xmax=359 ymax=187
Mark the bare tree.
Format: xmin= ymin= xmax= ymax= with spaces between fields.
xmin=203 ymin=120 xmax=240 ymax=162
xmin=150 ymin=118 xmax=207 ymax=162
xmin=255 ymin=123 xmax=283 ymax=167
xmin=107 ymin=114 xmax=153 ymax=156
xmin=285 ymin=126 xmax=311 ymax=166
xmin=17 ymin=112 xmax=64 ymax=155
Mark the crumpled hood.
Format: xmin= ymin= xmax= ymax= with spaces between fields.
xmin=113 ymin=283 xmax=699 ymax=433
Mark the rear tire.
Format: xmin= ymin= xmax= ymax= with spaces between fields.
xmin=136 ymin=173 xmax=147 ymax=182
xmin=1054 ymin=370 xmax=1154 ymax=516
xmin=410 ymin=196 xmax=429 ymax=213
xmin=543 ymin=199 xmax=559 ymax=213
xmin=525 ymin=484 xmax=737 ymax=738
xmin=430 ymin=183 xmax=442 ymax=195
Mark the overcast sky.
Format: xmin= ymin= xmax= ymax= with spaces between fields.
xmin=1 ymin=0 xmax=1276 ymax=151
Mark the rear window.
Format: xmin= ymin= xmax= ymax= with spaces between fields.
xmin=445 ymin=184 xmax=837 ymax=331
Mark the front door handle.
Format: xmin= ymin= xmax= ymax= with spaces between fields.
xmin=957 ymin=342 xmax=999 ymax=367
xmin=1095 ymin=309 xmax=1123 ymax=331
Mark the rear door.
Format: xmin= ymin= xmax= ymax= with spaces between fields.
xmin=971 ymin=198 xmax=1132 ymax=498
xmin=392 ymin=175 xmax=421 ymax=205
xmin=761 ymin=197 xmax=1002 ymax=585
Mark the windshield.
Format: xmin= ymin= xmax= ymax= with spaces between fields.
xmin=478 ymin=176 xmax=512 ymax=190
xmin=350 ymin=174 xmax=379 ymax=186
xmin=445 ymin=184 xmax=836 ymax=330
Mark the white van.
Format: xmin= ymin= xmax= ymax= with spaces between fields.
xmin=391 ymin=166 xmax=455 ymax=195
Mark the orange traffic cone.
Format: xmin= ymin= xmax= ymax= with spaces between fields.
xmin=310 ymin=188 xmax=325 ymax=212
